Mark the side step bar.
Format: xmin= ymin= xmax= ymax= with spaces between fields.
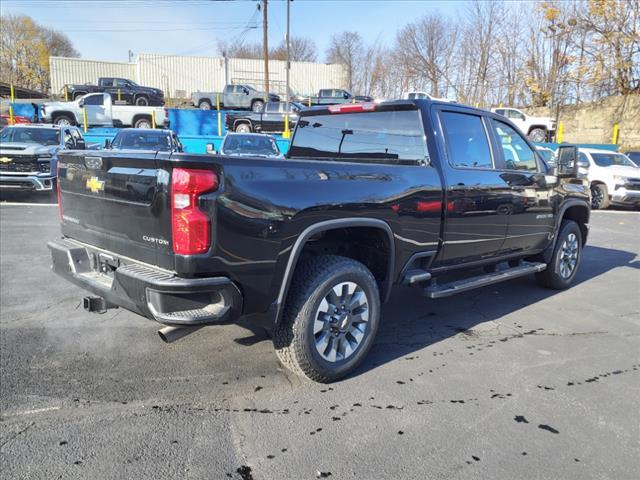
xmin=424 ymin=262 xmax=546 ymax=299
xmin=403 ymin=269 xmax=432 ymax=285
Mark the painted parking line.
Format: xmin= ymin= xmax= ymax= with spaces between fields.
xmin=0 ymin=202 xmax=58 ymax=207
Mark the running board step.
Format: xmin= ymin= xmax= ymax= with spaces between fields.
xmin=403 ymin=269 xmax=432 ymax=285
xmin=423 ymin=262 xmax=546 ymax=299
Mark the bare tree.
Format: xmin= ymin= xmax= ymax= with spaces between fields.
xmin=271 ymin=36 xmax=318 ymax=62
xmin=326 ymin=31 xmax=364 ymax=92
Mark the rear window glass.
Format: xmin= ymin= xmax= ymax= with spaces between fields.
xmin=288 ymin=110 xmax=427 ymax=164
xmin=111 ymin=131 xmax=171 ymax=151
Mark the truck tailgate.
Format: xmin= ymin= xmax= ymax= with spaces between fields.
xmin=57 ymin=150 xmax=174 ymax=270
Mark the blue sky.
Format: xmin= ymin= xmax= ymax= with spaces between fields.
xmin=1 ymin=0 xmax=473 ymax=62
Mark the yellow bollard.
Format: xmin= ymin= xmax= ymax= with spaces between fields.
xmin=216 ymin=93 xmax=222 ymax=136
xmin=117 ymin=88 xmax=121 ymax=103
xmin=10 ymin=84 xmax=15 ymax=102
xmin=308 ymin=96 xmax=311 ymax=108
xmin=612 ymin=123 xmax=619 ymax=144
xmin=82 ymin=107 xmax=88 ymax=133
xmin=152 ymin=110 xmax=156 ymax=129
xmin=283 ymin=114 xmax=291 ymax=139
xmin=8 ymin=105 xmax=15 ymax=125
xmin=64 ymin=85 xmax=69 ymax=101
xmin=557 ymin=122 xmax=564 ymax=143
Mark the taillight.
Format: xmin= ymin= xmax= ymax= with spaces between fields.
xmin=328 ymin=103 xmax=376 ymax=114
xmin=171 ymin=168 xmax=218 ymax=255
xmin=56 ymin=162 xmax=63 ymax=220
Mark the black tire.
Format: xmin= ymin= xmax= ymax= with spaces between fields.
xmin=53 ymin=114 xmax=75 ymax=126
xmin=590 ymin=183 xmax=610 ymax=210
xmin=133 ymin=117 xmax=152 ymax=129
xmin=251 ymin=100 xmax=265 ymax=113
xmin=198 ymin=100 xmax=212 ymax=110
xmin=535 ymin=220 xmax=582 ymax=289
xmin=273 ymin=255 xmax=381 ymax=383
xmin=234 ymin=122 xmax=252 ymax=133
xmin=72 ymin=92 xmax=85 ymax=101
xmin=528 ymin=128 xmax=547 ymax=143
xmin=135 ymin=95 xmax=149 ymax=106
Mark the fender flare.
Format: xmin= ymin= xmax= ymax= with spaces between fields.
xmin=541 ymin=199 xmax=590 ymax=262
xmin=273 ymin=218 xmax=395 ymax=324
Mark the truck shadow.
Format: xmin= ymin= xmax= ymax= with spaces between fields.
xmin=352 ymin=244 xmax=639 ymax=379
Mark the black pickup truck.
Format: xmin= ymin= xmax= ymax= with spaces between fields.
xmin=65 ymin=77 xmax=164 ymax=106
xmin=225 ymin=102 xmax=303 ymax=133
xmin=49 ymin=100 xmax=590 ymax=382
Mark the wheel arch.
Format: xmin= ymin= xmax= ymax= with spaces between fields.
xmin=273 ymin=218 xmax=395 ymax=324
xmin=539 ymin=200 xmax=590 ymax=263
xmin=233 ymin=119 xmax=253 ymax=131
xmin=131 ymin=113 xmax=152 ymax=127
xmin=51 ymin=111 xmax=77 ymax=125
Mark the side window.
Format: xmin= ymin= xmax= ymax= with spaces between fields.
xmin=440 ymin=111 xmax=493 ymax=169
xmin=492 ymin=120 xmax=539 ymax=171
xmin=265 ymin=103 xmax=278 ymax=113
xmin=509 ymin=110 xmax=525 ymax=121
xmin=84 ymin=95 xmax=104 ymax=106
xmin=101 ymin=78 xmax=114 ymax=87
xmin=319 ymin=89 xmax=331 ymax=97
xmin=115 ymin=79 xmax=128 ymax=88
xmin=578 ymin=152 xmax=589 ymax=165
xmin=224 ymin=85 xmax=233 ymax=93
xmin=70 ymin=129 xmax=82 ymax=142
xmin=494 ymin=109 xmax=506 ymax=116
xmin=63 ymin=129 xmax=74 ymax=146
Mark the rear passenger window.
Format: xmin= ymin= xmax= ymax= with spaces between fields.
xmin=289 ymin=109 xmax=428 ymax=164
xmin=440 ymin=111 xmax=493 ymax=169
xmin=492 ymin=120 xmax=538 ymax=171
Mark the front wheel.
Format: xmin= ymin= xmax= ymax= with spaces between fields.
xmin=135 ymin=96 xmax=149 ymax=106
xmin=54 ymin=114 xmax=75 ymax=126
xmin=251 ymin=100 xmax=265 ymax=112
xmin=590 ymin=183 xmax=610 ymax=210
xmin=134 ymin=117 xmax=152 ymax=129
xmin=528 ymin=128 xmax=547 ymax=143
xmin=198 ymin=100 xmax=212 ymax=110
xmin=234 ymin=123 xmax=251 ymax=133
xmin=536 ymin=220 xmax=582 ymax=289
xmin=273 ymin=255 xmax=381 ymax=383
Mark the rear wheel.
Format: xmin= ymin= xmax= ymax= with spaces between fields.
xmin=273 ymin=255 xmax=381 ymax=382
xmin=251 ymin=100 xmax=265 ymax=112
xmin=590 ymin=183 xmax=609 ymax=210
xmin=536 ymin=220 xmax=582 ymax=289
xmin=135 ymin=95 xmax=149 ymax=106
xmin=134 ymin=117 xmax=152 ymax=129
xmin=234 ymin=123 xmax=251 ymax=133
xmin=528 ymin=128 xmax=547 ymax=143
xmin=53 ymin=114 xmax=75 ymax=126
xmin=198 ymin=100 xmax=212 ymax=110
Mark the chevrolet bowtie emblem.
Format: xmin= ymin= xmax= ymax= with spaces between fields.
xmin=0 ymin=157 xmax=12 ymax=164
xmin=86 ymin=176 xmax=105 ymax=193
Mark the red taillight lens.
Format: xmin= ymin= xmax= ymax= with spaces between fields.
xmin=56 ymin=162 xmax=63 ymax=220
xmin=171 ymin=168 xmax=218 ymax=255
xmin=327 ymin=102 xmax=376 ymax=114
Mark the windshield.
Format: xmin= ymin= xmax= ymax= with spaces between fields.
xmin=0 ymin=127 xmax=60 ymax=146
xmin=625 ymin=152 xmax=640 ymax=166
xmin=591 ymin=152 xmax=636 ymax=168
xmin=110 ymin=131 xmax=171 ymax=151
xmin=222 ymin=135 xmax=280 ymax=157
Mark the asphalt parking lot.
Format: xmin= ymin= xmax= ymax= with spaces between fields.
xmin=0 ymin=198 xmax=638 ymax=480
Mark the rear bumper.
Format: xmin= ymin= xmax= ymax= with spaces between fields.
xmin=48 ymin=238 xmax=243 ymax=326
xmin=0 ymin=174 xmax=55 ymax=191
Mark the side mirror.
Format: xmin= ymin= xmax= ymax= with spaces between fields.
xmin=343 ymin=92 xmax=349 ymax=99
xmin=206 ymin=143 xmax=215 ymax=154
xmin=78 ymin=99 xmax=85 ymax=108
xmin=76 ymin=139 xmax=86 ymax=150
xmin=555 ymin=145 xmax=579 ymax=177
xmin=243 ymin=88 xmax=249 ymax=95
xmin=104 ymin=139 xmax=111 ymax=149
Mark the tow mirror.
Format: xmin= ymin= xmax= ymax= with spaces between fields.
xmin=104 ymin=139 xmax=111 ymax=149
xmin=555 ymin=145 xmax=579 ymax=177
xmin=78 ymin=99 xmax=84 ymax=107
xmin=76 ymin=138 xmax=86 ymax=150
xmin=206 ymin=143 xmax=216 ymax=154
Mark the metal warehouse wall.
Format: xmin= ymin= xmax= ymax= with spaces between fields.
xmin=50 ymin=54 xmax=346 ymax=98
xmin=49 ymin=57 xmax=136 ymax=95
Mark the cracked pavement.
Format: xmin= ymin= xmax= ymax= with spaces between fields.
xmin=1 ymin=203 xmax=639 ymax=480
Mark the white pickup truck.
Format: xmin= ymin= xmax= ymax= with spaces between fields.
xmin=491 ymin=107 xmax=556 ymax=143
xmin=41 ymin=93 xmax=169 ymax=129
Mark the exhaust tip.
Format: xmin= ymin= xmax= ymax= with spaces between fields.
xmin=158 ymin=325 xmax=204 ymax=343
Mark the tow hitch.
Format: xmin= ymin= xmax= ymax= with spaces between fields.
xmin=83 ymin=296 xmax=116 ymax=314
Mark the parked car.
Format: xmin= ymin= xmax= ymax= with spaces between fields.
xmin=491 ymin=107 xmax=556 ymax=143
xmin=225 ymin=101 xmax=303 ymax=133
xmin=297 ymin=89 xmax=373 ymax=106
xmin=404 ymin=91 xmax=455 ymax=103
xmin=41 ymin=93 xmax=169 ymax=129
xmin=535 ymin=145 xmax=556 ymax=168
xmin=0 ymin=115 xmax=31 ymax=126
xmin=106 ymin=128 xmax=183 ymax=152
xmin=50 ymin=99 xmax=590 ymax=382
xmin=624 ymin=151 xmax=640 ymax=167
xmin=215 ymin=132 xmax=283 ymax=158
xmin=0 ymin=123 xmax=85 ymax=194
xmin=577 ymin=148 xmax=640 ymax=209
xmin=65 ymin=77 xmax=164 ymax=106
xmin=191 ymin=84 xmax=279 ymax=112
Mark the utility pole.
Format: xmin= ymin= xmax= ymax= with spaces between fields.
xmin=128 ymin=49 xmax=134 ymax=63
xmin=262 ymin=0 xmax=269 ymax=94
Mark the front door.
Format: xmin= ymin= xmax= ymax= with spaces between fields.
xmin=82 ymin=94 xmax=111 ymax=126
xmin=435 ymin=108 xmax=510 ymax=265
xmin=488 ymin=118 xmax=556 ymax=253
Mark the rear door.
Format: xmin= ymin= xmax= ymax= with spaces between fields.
xmin=57 ymin=150 xmax=174 ymax=269
xmin=434 ymin=106 xmax=510 ymax=265
xmin=261 ymin=102 xmax=283 ymax=132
